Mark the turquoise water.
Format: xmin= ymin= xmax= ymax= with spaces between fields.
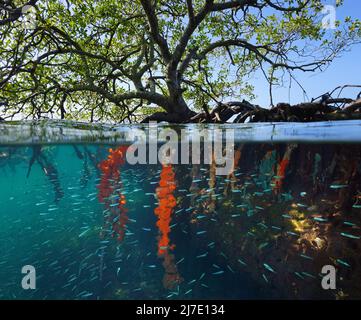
xmin=0 ymin=145 xmax=264 ymax=299
xmin=1 ymin=121 xmax=361 ymax=300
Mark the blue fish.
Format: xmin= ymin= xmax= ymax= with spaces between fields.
xmin=196 ymin=230 xmax=207 ymax=235
xmin=330 ymin=184 xmax=348 ymax=189
xmin=340 ymin=232 xmax=360 ymax=240
xmin=212 ymin=270 xmax=224 ymax=275
xmin=263 ymin=263 xmax=276 ymax=273
xmin=300 ymin=254 xmax=313 ymax=260
xmin=238 ymin=259 xmax=247 ymax=266
xmin=262 ymin=274 xmax=268 ymax=283
xmin=184 ymin=289 xmax=193 ymax=295
xmin=196 ymin=252 xmax=208 ymax=259
xmin=336 ymin=259 xmax=351 ymax=267
xmin=313 ymin=217 xmax=328 ymax=222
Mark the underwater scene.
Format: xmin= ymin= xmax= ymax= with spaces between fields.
xmin=1 ymin=121 xmax=361 ymax=300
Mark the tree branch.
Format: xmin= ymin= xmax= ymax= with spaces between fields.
xmin=0 ymin=0 xmax=38 ymax=26
xmin=140 ymin=0 xmax=172 ymax=62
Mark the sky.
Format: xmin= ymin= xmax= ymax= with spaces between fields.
xmin=250 ymin=0 xmax=361 ymax=107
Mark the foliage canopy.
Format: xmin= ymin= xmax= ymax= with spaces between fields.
xmin=0 ymin=0 xmax=360 ymax=122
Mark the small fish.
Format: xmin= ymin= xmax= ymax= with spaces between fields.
xmin=199 ymin=272 xmax=206 ymax=280
xmin=271 ymin=226 xmax=282 ymax=231
xmin=196 ymin=231 xmax=207 ymax=235
xmin=196 ymin=252 xmax=208 ymax=259
xmin=238 ymin=259 xmax=247 ymax=266
xmin=220 ymin=252 xmax=227 ymax=259
xmin=35 ymin=202 xmax=46 ymax=206
xmin=184 ymin=289 xmax=193 ymax=295
xmin=262 ymin=274 xmax=268 ymax=283
xmin=87 ymin=192 xmax=97 ymax=197
xmin=313 ymin=217 xmax=328 ymax=222
xmin=227 ymin=265 xmax=235 ymax=273
xmin=258 ymin=242 xmax=269 ymax=250
xmin=147 ymin=265 xmax=157 ymax=268
xmin=343 ymin=221 xmax=356 ymax=227
xmin=142 ymin=228 xmax=151 ymax=232
xmin=247 ymin=210 xmax=254 ymax=217
xmin=49 ymin=260 xmax=59 ymax=267
xmin=79 ymin=292 xmax=93 ymax=298
xmin=263 ymin=263 xmax=276 ymax=273
xmin=340 ymin=232 xmax=360 ymax=240
xmin=212 ymin=270 xmax=224 ymax=275
xmin=188 ymin=279 xmax=196 ymax=285
xmin=300 ymin=254 xmax=313 ymax=260
xmin=330 ymin=184 xmax=348 ymax=189
xmin=301 ymin=272 xmax=316 ymax=279
xmin=176 ymin=258 xmax=185 ymax=265
xmin=336 ymin=259 xmax=351 ymax=267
